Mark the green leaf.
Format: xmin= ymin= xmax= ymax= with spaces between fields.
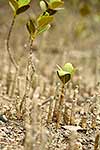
xmin=37 ymin=15 xmax=53 ymax=28
xmin=16 ymin=5 xmax=30 ymax=14
xmin=26 ymin=19 xmax=36 ymax=38
xmin=57 ymin=70 xmax=71 ymax=84
xmin=57 ymin=69 xmax=69 ymax=76
xmin=37 ymin=24 xmax=51 ymax=35
xmin=50 ymin=1 xmax=64 ymax=9
xmin=9 ymin=0 xmax=18 ymax=12
xmin=9 ymin=0 xmax=31 ymax=15
xmin=42 ymin=0 xmax=49 ymax=7
xmin=40 ymin=0 xmax=47 ymax=11
xmin=18 ymin=0 xmax=31 ymax=7
xmin=40 ymin=0 xmax=63 ymax=15
xmin=62 ymin=63 xmax=74 ymax=75
xmin=57 ymin=63 xmax=74 ymax=84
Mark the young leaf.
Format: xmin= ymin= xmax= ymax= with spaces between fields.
xmin=57 ymin=69 xmax=69 ymax=77
xmin=41 ymin=0 xmax=49 ymax=8
xmin=57 ymin=70 xmax=71 ymax=84
xmin=40 ymin=0 xmax=63 ymax=15
xmin=37 ymin=15 xmax=53 ymax=28
xmin=40 ymin=0 xmax=47 ymax=11
xmin=9 ymin=0 xmax=31 ymax=15
xmin=16 ymin=5 xmax=30 ymax=15
xmin=9 ymin=0 xmax=18 ymax=12
xmin=50 ymin=1 xmax=64 ymax=9
xmin=18 ymin=0 xmax=31 ymax=7
xmin=37 ymin=24 xmax=51 ymax=35
xmin=26 ymin=19 xmax=36 ymax=37
xmin=62 ymin=63 xmax=74 ymax=76
xmin=57 ymin=63 xmax=74 ymax=84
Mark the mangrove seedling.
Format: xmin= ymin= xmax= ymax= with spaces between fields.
xmin=6 ymin=0 xmax=32 ymax=96
xmin=8 ymin=0 xmax=32 ymax=69
xmin=26 ymin=0 xmax=64 ymax=73
xmin=25 ymin=0 xmax=64 ymax=93
xmin=56 ymin=63 xmax=75 ymax=128
xmin=26 ymin=0 xmax=64 ymax=40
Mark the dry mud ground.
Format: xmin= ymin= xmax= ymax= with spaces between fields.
xmin=0 ymin=1 xmax=100 ymax=150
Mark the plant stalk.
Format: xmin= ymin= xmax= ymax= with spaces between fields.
xmin=56 ymin=84 xmax=65 ymax=128
xmin=6 ymin=15 xmax=18 ymax=70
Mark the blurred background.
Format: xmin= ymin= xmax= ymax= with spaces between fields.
xmin=0 ymin=0 xmax=100 ymax=87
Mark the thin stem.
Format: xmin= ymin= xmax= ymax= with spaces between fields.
xmin=9 ymin=68 xmax=19 ymax=98
xmin=56 ymin=84 xmax=65 ymax=128
xmin=52 ymin=83 xmax=60 ymax=122
xmin=19 ymin=37 xmax=35 ymax=113
xmin=24 ymin=38 xmax=36 ymax=149
xmin=6 ymin=15 xmax=18 ymax=70
xmin=29 ymin=38 xmax=36 ymax=72
xmin=47 ymin=96 xmax=53 ymax=124
xmin=19 ymin=61 xmax=30 ymax=113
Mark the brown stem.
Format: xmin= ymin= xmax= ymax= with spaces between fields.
xmin=19 ymin=60 xmax=30 ymax=114
xmin=9 ymin=68 xmax=19 ymax=98
xmin=56 ymin=84 xmax=65 ymax=128
xmin=29 ymin=38 xmax=36 ymax=72
xmin=19 ymin=38 xmax=35 ymax=113
xmin=6 ymin=15 xmax=18 ymax=70
xmin=47 ymin=96 xmax=53 ymax=124
xmin=24 ymin=38 xmax=37 ymax=149
xmin=52 ymin=83 xmax=60 ymax=122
